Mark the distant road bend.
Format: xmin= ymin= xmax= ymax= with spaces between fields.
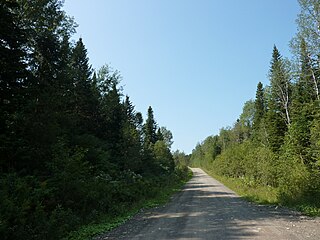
xmin=96 ymin=168 xmax=320 ymax=240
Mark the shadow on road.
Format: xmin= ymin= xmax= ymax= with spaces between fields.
xmin=96 ymin=168 xmax=309 ymax=240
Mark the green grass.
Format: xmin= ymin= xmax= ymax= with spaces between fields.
xmin=202 ymin=168 xmax=320 ymax=217
xmin=205 ymin=169 xmax=278 ymax=204
xmin=64 ymin=169 xmax=193 ymax=240
xmin=295 ymin=204 xmax=320 ymax=217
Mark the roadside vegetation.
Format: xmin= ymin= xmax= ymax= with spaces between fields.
xmin=66 ymin=166 xmax=192 ymax=240
xmin=0 ymin=1 xmax=190 ymax=239
xmin=190 ymin=0 xmax=320 ymax=216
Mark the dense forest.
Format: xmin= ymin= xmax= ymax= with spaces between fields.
xmin=191 ymin=0 xmax=320 ymax=213
xmin=0 ymin=1 xmax=189 ymax=239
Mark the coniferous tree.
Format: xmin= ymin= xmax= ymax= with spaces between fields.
xmin=286 ymin=39 xmax=315 ymax=167
xmin=70 ymin=38 xmax=99 ymax=133
xmin=270 ymin=46 xmax=292 ymax=125
xmin=293 ymin=38 xmax=317 ymax=106
xmin=0 ymin=1 xmax=27 ymax=118
xmin=124 ymin=96 xmax=135 ymax=124
xmin=253 ymin=82 xmax=265 ymax=131
xmin=0 ymin=1 xmax=184 ymax=239
xmin=3 ymin=0 xmax=77 ymax=173
xmin=156 ymin=128 xmax=164 ymax=142
xmin=291 ymin=0 xmax=320 ymax=100
xmin=190 ymin=0 xmax=320 ymax=212
xmin=102 ymin=83 xmax=124 ymax=153
xmin=0 ymin=1 xmax=28 ymax=171
xmin=144 ymin=106 xmax=158 ymax=145
xmin=265 ymin=46 xmax=290 ymax=151
xmin=122 ymin=96 xmax=143 ymax=172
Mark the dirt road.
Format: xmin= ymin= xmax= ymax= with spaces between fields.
xmin=95 ymin=168 xmax=320 ymax=240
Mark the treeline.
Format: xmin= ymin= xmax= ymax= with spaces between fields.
xmin=191 ymin=0 xmax=320 ymax=209
xmin=0 ymin=1 xmax=187 ymax=239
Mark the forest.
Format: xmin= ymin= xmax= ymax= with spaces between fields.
xmin=0 ymin=1 xmax=189 ymax=239
xmin=191 ymin=0 xmax=320 ymax=214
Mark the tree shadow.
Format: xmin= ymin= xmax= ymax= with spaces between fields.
xmin=96 ymin=169 xmax=307 ymax=240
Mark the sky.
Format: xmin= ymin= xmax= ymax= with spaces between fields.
xmin=63 ymin=0 xmax=300 ymax=154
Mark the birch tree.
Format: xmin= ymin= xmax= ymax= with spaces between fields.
xmin=269 ymin=46 xmax=292 ymax=125
xmin=291 ymin=0 xmax=320 ymax=100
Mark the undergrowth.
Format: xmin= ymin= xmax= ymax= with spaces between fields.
xmin=202 ymin=168 xmax=320 ymax=217
xmin=65 ymin=168 xmax=192 ymax=240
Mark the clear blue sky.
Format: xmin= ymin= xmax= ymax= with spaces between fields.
xmin=63 ymin=0 xmax=300 ymax=154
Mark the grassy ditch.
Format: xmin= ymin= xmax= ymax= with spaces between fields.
xmin=202 ymin=168 xmax=320 ymax=217
xmin=65 ymin=168 xmax=192 ymax=240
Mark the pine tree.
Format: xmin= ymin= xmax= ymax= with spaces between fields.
xmin=124 ymin=95 xmax=137 ymax=126
xmin=2 ymin=0 xmax=77 ymax=173
xmin=292 ymin=38 xmax=318 ymax=108
xmin=265 ymin=46 xmax=290 ymax=151
xmin=70 ymin=38 xmax=99 ymax=133
xmin=286 ymin=39 xmax=316 ymax=167
xmin=291 ymin=0 xmax=320 ymax=100
xmin=156 ymin=128 xmax=164 ymax=142
xmin=121 ymin=96 xmax=143 ymax=172
xmin=0 ymin=1 xmax=27 ymax=117
xmin=101 ymin=83 xmax=123 ymax=149
xmin=270 ymin=45 xmax=291 ymax=125
xmin=253 ymin=82 xmax=265 ymax=131
xmin=0 ymin=1 xmax=28 ymax=171
xmin=144 ymin=106 xmax=158 ymax=145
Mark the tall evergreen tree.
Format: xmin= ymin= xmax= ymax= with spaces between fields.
xmin=1 ymin=0 xmax=77 ymax=173
xmin=265 ymin=46 xmax=290 ymax=151
xmin=101 ymin=83 xmax=123 ymax=151
xmin=0 ymin=1 xmax=27 ymax=117
xmin=291 ymin=0 xmax=320 ymax=100
xmin=270 ymin=45 xmax=292 ymax=125
xmin=293 ymin=38 xmax=318 ymax=107
xmin=253 ymin=82 xmax=265 ymax=131
xmin=286 ymin=39 xmax=316 ymax=167
xmin=0 ymin=1 xmax=28 ymax=171
xmin=121 ymin=96 xmax=143 ymax=172
xmin=0 ymin=1 xmax=183 ymax=239
xmin=70 ymin=38 xmax=99 ymax=133
xmin=144 ymin=106 xmax=158 ymax=145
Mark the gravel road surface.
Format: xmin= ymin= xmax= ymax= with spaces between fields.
xmin=95 ymin=168 xmax=320 ymax=240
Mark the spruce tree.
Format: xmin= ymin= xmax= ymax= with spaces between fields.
xmin=70 ymin=38 xmax=100 ymax=133
xmin=287 ymin=39 xmax=315 ymax=167
xmin=291 ymin=0 xmax=320 ymax=100
xmin=121 ymin=95 xmax=143 ymax=172
xmin=156 ymin=128 xmax=164 ymax=142
xmin=265 ymin=46 xmax=289 ymax=151
xmin=253 ymin=82 xmax=265 ymax=131
xmin=144 ymin=106 xmax=158 ymax=145
xmin=270 ymin=46 xmax=291 ymax=125
xmin=4 ymin=0 xmax=77 ymax=173
xmin=292 ymin=38 xmax=317 ymax=108
xmin=0 ymin=1 xmax=27 ymax=117
xmin=0 ymin=1 xmax=28 ymax=171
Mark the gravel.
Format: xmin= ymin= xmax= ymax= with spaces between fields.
xmin=94 ymin=168 xmax=320 ymax=240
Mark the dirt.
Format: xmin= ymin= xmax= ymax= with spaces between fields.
xmin=94 ymin=168 xmax=320 ymax=240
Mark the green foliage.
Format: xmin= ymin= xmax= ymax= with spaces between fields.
xmin=173 ymin=150 xmax=191 ymax=167
xmin=65 ymin=167 xmax=191 ymax=240
xmin=190 ymin=2 xmax=320 ymax=215
xmin=265 ymin=46 xmax=291 ymax=151
xmin=253 ymin=82 xmax=265 ymax=133
xmin=203 ymin=169 xmax=279 ymax=205
xmin=154 ymin=140 xmax=175 ymax=173
xmin=0 ymin=1 xmax=181 ymax=239
xmin=144 ymin=106 xmax=158 ymax=145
